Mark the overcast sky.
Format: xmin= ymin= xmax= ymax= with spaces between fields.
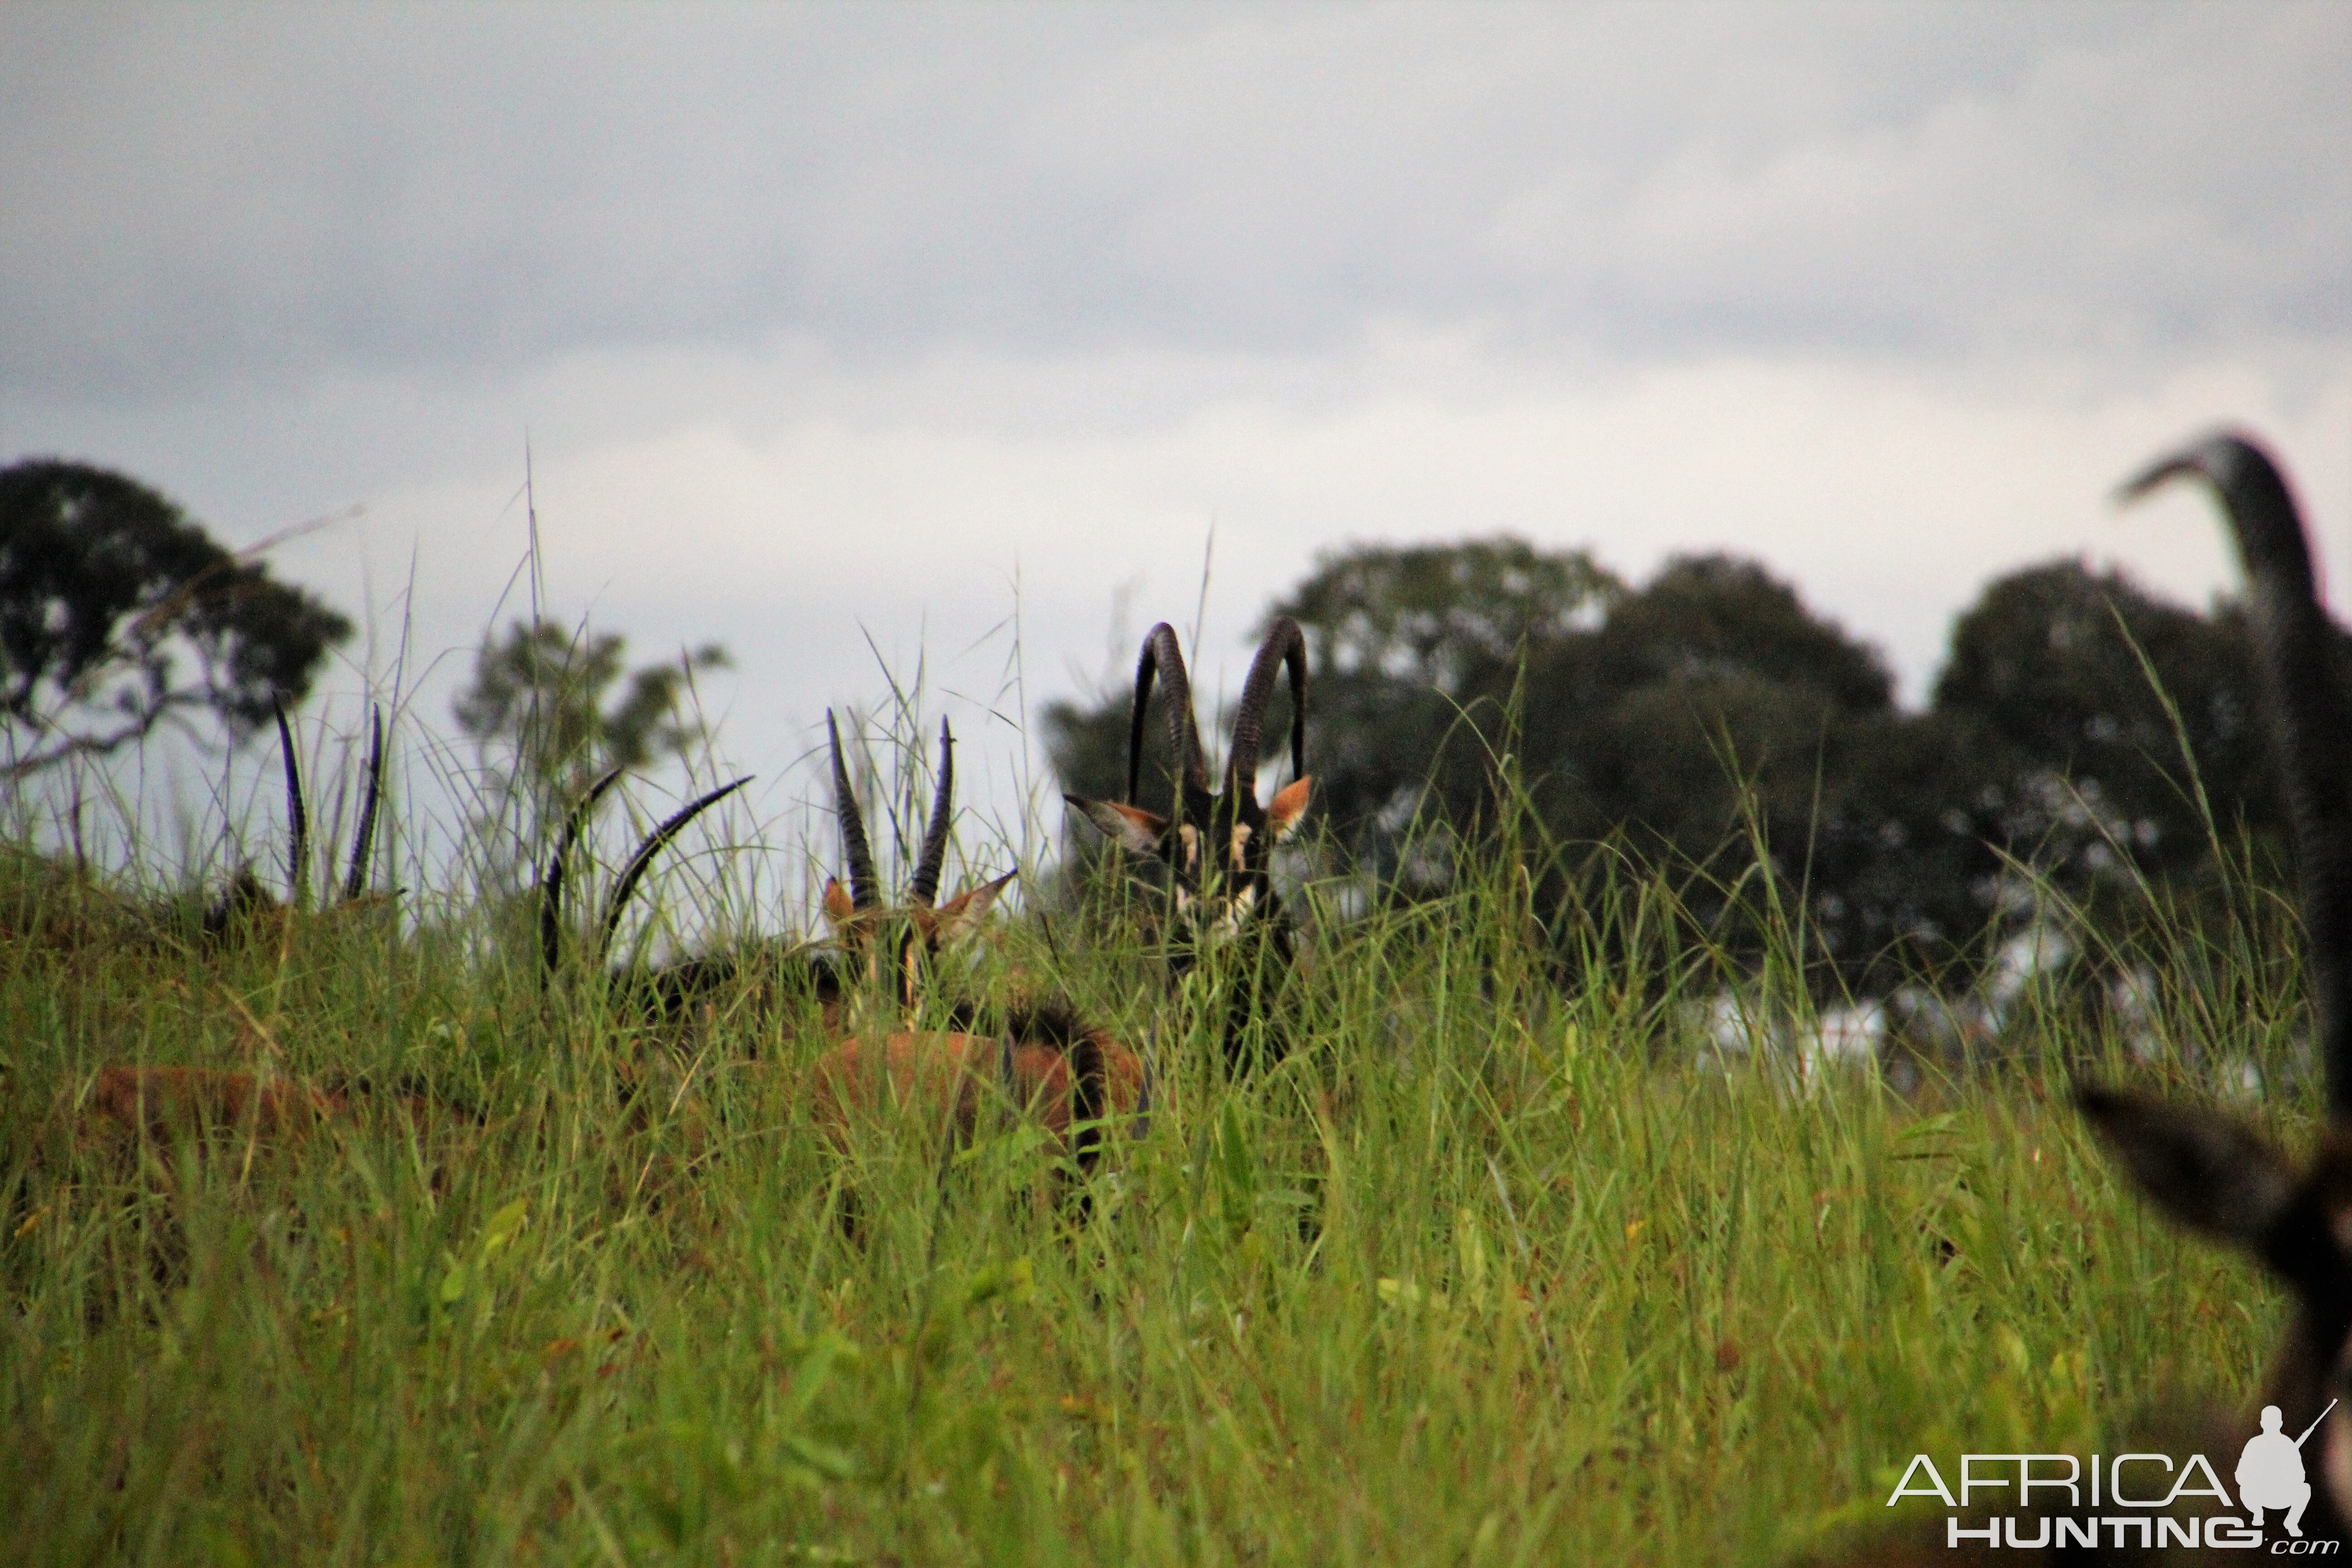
xmin=3 ymin=2 xmax=2347 ymax=905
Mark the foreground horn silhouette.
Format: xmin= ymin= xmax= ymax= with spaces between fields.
xmin=1818 ymin=432 xmax=2352 ymax=1563
xmin=2074 ymin=432 xmax=2352 ymax=1548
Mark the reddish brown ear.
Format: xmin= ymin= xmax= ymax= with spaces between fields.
xmin=932 ymin=869 xmax=1017 ymax=946
xmin=1064 ymin=794 xmax=1170 ymax=855
xmin=821 ymin=877 xmax=857 ymax=929
xmin=1268 ymin=776 xmax=1313 ymax=842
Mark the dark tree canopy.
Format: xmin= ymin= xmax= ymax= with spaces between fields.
xmin=1519 ymin=553 xmax=1951 ymax=976
xmin=1933 ymin=560 xmax=2275 ymax=874
xmin=1044 ymin=536 xmax=2324 ymax=992
xmin=1278 ymin=537 xmax=1621 ymax=692
xmin=0 ymin=460 xmax=352 ymax=777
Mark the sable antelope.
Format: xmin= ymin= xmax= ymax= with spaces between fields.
xmin=55 ymin=707 xmax=475 ymax=1168
xmin=532 ymin=713 xmax=1143 ymax=1189
xmin=1823 ymin=434 xmax=2352 ymax=1563
xmin=537 ymin=715 xmax=997 ymax=1029
xmin=802 ymin=712 xmax=1145 ymax=1194
xmin=813 ymin=711 xmax=1017 ymax=1014
xmin=200 ymin=701 xmax=391 ymax=946
xmin=1063 ymin=618 xmax=1313 ymax=1071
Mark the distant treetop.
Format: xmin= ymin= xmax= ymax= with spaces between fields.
xmin=0 ymin=459 xmax=352 ymax=778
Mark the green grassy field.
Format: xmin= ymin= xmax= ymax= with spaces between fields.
xmin=0 ymin=819 xmax=2313 ymax=1567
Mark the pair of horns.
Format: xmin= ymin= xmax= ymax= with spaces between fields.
xmin=2125 ymin=432 xmax=2352 ymax=1116
xmin=539 ymin=769 xmax=753 ymax=984
xmin=1125 ymin=618 xmax=1307 ymax=811
xmin=271 ymin=699 xmax=386 ymax=906
xmin=828 ymin=712 xmax=956 ymax=910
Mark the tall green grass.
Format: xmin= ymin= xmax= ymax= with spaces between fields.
xmin=0 ymin=769 xmax=2313 ymax=1567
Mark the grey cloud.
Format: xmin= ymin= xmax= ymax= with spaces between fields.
xmin=1 ymin=3 xmax=2344 ymax=406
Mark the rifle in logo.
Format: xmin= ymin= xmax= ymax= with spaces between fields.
xmin=2240 ymin=1399 xmax=2337 ymax=1538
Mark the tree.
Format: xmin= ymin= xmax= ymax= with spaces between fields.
xmin=1042 ymin=539 xmax=1624 ymax=883
xmin=1270 ymin=538 xmax=1622 ymax=875
xmin=453 ymin=618 xmax=732 ymax=856
xmin=1522 ymin=553 xmax=1984 ymax=981
xmin=0 ymin=461 xmax=352 ymax=777
xmin=1935 ymin=561 xmax=2271 ymax=879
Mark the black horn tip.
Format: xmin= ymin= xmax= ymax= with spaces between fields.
xmin=827 ymin=710 xmax=881 ymax=911
xmin=343 ymin=703 xmax=387 ymax=901
xmin=598 ymin=774 xmax=754 ymax=964
xmin=273 ymin=696 xmax=309 ymax=902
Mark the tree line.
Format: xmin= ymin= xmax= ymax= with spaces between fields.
xmin=1045 ymin=537 xmax=2342 ymax=991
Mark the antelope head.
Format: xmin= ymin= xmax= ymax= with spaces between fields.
xmin=1063 ymin=617 xmax=1312 ymax=955
xmin=820 ymin=711 xmax=1015 ymax=1004
xmin=2078 ymin=431 xmax=2352 ymax=1540
xmin=202 ymin=701 xmax=391 ymax=943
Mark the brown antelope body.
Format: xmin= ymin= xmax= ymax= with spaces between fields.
xmin=81 ymin=1064 xmax=344 ymax=1148
xmin=800 ymin=714 xmax=1144 ymax=1190
xmin=63 ymin=1064 xmax=475 ymax=1181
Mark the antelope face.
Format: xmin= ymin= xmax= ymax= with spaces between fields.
xmin=1063 ymin=614 xmax=1309 ymax=954
xmin=820 ymin=867 xmax=1017 ymax=1000
xmin=815 ymin=710 xmax=1031 ymax=1020
xmin=1065 ymin=774 xmax=1313 ymax=950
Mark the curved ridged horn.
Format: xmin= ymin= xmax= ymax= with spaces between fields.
xmin=1128 ymin=622 xmax=1207 ymax=808
xmin=540 ymin=767 xmax=628 ymax=986
xmin=597 ymin=775 xmax=755 ymax=963
xmin=273 ymin=698 xmax=309 ymax=906
xmin=342 ymin=705 xmax=385 ymax=901
xmin=909 ymin=718 xmax=955 ymax=908
xmin=1227 ymin=616 xmax=1308 ymax=803
xmin=2124 ymin=431 xmax=2352 ymax=1113
xmin=828 ymin=710 xmax=880 ymax=911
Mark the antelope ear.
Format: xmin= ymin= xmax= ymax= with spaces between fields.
xmin=821 ymin=877 xmax=857 ymax=929
xmin=1268 ymin=776 xmax=1313 ymax=842
xmin=932 ymin=869 xmax=1017 ymax=946
xmin=2076 ymin=1084 xmax=2298 ymax=1248
xmin=1064 ymin=794 xmax=1169 ymax=855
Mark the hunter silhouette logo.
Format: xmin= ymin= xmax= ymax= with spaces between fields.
xmin=1886 ymin=1401 xmax=2345 ymax=1552
xmin=2241 ymin=1401 xmax=2337 ymax=1539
